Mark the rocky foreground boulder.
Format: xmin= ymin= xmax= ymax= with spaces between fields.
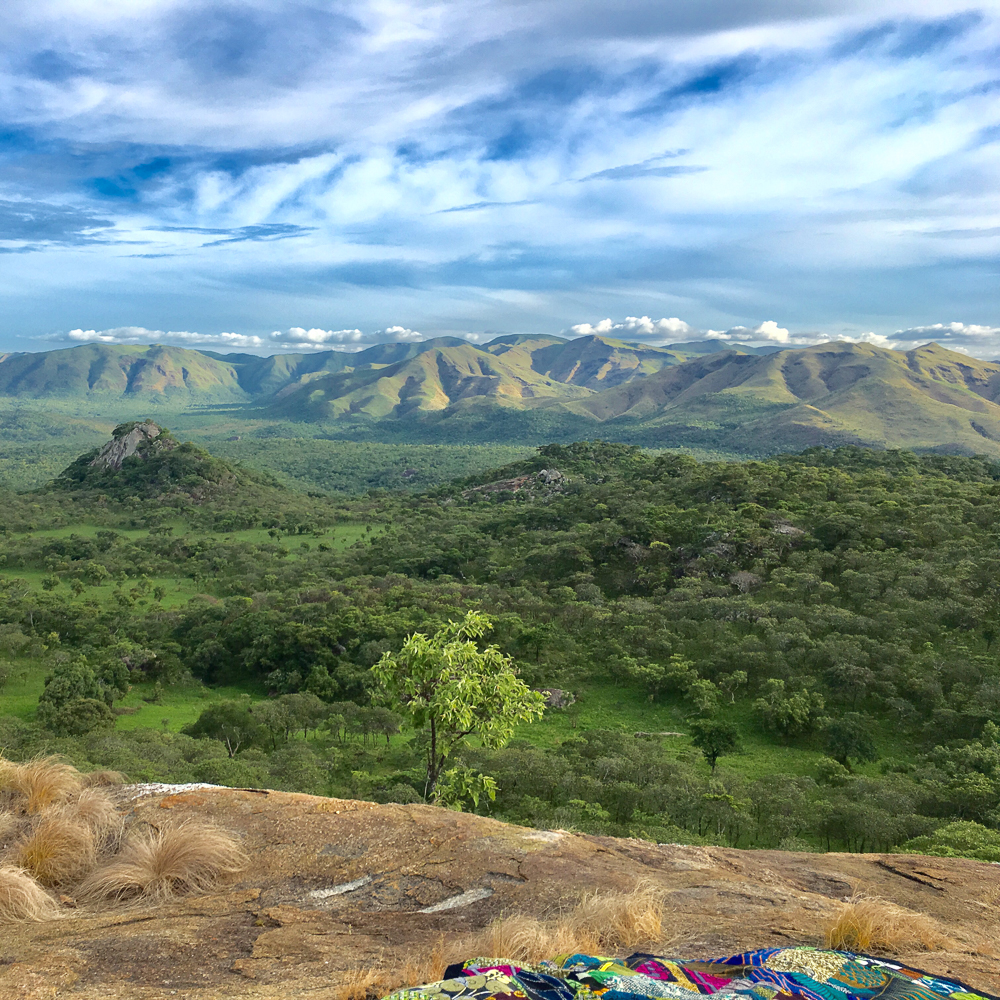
xmin=2 ymin=787 xmax=998 ymax=998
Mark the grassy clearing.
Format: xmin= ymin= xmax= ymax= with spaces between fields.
xmin=113 ymin=680 xmax=264 ymax=732
xmin=519 ymin=679 xmax=899 ymax=781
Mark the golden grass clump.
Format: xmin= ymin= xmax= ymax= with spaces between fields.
xmin=0 ymin=755 xmax=84 ymax=814
xmin=80 ymin=821 xmax=246 ymax=902
xmin=16 ymin=815 xmax=96 ymax=887
xmin=460 ymin=880 xmax=667 ymax=965
xmin=63 ymin=787 xmax=122 ymax=840
xmin=81 ymin=769 xmax=125 ymax=789
xmin=0 ymin=865 xmax=59 ymax=922
xmin=0 ymin=809 xmax=20 ymax=844
xmin=334 ymin=967 xmax=391 ymax=1000
xmin=825 ymin=894 xmax=949 ymax=954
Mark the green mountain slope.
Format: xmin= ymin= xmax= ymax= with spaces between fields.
xmin=264 ymin=343 xmax=594 ymax=420
xmin=582 ymin=341 xmax=1000 ymax=454
xmin=200 ymin=337 xmax=472 ymax=395
xmin=0 ymin=344 xmax=248 ymax=401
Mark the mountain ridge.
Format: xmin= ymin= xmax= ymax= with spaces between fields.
xmin=5 ymin=337 xmax=1000 ymax=457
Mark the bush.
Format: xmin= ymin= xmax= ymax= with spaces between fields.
xmin=899 ymin=821 xmax=1000 ymax=863
xmin=43 ymin=698 xmax=116 ymax=737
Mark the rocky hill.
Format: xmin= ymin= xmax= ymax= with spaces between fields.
xmin=51 ymin=420 xmax=279 ymax=498
xmin=3 ymin=786 xmax=997 ymax=999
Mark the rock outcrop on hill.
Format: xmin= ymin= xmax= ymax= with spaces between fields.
xmin=88 ymin=419 xmax=175 ymax=471
xmin=2 ymin=786 xmax=998 ymax=999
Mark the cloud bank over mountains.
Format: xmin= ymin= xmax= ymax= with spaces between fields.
xmin=51 ymin=314 xmax=1000 ymax=359
xmin=0 ymin=1 xmax=998 ymax=348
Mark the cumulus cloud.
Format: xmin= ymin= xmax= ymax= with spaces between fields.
xmin=894 ymin=322 xmax=1000 ymax=340
xmin=568 ymin=316 xmax=694 ymax=341
xmin=3 ymin=4 xmax=1000 ymax=343
xmin=67 ymin=327 xmax=268 ymax=349
xmin=58 ymin=324 xmax=433 ymax=354
xmin=714 ymin=320 xmax=793 ymax=344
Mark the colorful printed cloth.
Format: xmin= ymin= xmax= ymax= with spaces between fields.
xmin=384 ymin=949 xmax=997 ymax=1000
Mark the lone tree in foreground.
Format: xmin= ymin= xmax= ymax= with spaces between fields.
xmin=373 ymin=611 xmax=546 ymax=801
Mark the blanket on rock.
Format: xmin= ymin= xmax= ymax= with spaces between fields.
xmin=384 ymin=949 xmax=997 ymax=1000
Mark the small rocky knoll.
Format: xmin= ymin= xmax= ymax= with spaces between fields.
xmin=88 ymin=419 xmax=175 ymax=472
xmin=2 ymin=786 xmax=998 ymax=999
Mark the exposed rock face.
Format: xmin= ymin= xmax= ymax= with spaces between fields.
xmin=2 ymin=787 xmax=998 ymax=998
xmin=88 ymin=419 xmax=174 ymax=471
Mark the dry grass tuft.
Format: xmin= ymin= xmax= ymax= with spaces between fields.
xmin=0 ymin=756 xmax=84 ymax=814
xmin=0 ymin=865 xmax=59 ymax=922
xmin=332 ymin=939 xmax=448 ymax=1000
xmin=459 ymin=879 xmax=668 ymax=965
xmin=0 ymin=809 xmax=20 ymax=844
xmin=825 ymin=894 xmax=949 ymax=954
xmin=63 ymin=788 xmax=122 ymax=840
xmin=81 ymin=769 xmax=124 ymax=788
xmin=398 ymin=937 xmax=448 ymax=989
xmin=16 ymin=815 xmax=96 ymax=887
xmin=80 ymin=821 xmax=246 ymax=902
xmin=334 ymin=967 xmax=391 ymax=1000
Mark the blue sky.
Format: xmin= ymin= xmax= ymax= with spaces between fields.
xmin=1 ymin=0 xmax=999 ymax=356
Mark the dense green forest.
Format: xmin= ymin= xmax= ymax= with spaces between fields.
xmin=2 ymin=429 xmax=1000 ymax=862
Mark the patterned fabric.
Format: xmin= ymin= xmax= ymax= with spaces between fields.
xmin=387 ymin=949 xmax=997 ymax=1000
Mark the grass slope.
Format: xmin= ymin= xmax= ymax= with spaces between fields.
xmin=0 ymin=345 xmax=249 ymax=402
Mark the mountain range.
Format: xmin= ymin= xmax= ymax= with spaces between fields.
xmin=3 ymin=336 xmax=1000 ymax=456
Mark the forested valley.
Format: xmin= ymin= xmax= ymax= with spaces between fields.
xmin=2 ymin=429 xmax=1000 ymax=863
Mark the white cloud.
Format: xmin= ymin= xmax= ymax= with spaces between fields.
xmin=267 ymin=326 xmax=425 ymax=350
xmin=708 ymin=320 xmax=792 ymax=344
xmin=58 ymin=324 xmax=432 ymax=354
xmin=67 ymin=327 xmax=268 ymax=348
xmin=895 ymin=322 xmax=1000 ymax=340
xmin=568 ymin=316 xmax=693 ymax=341
xmin=839 ymin=331 xmax=897 ymax=348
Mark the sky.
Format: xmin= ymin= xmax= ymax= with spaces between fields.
xmin=1 ymin=0 xmax=999 ymax=357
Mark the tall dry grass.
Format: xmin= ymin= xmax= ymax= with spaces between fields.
xmin=335 ymin=939 xmax=449 ymax=1000
xmin=0 ymin=865 xmax=59 ymax=922
xmin=0 ymin=755 xmax=84 ymax=814
xmin=81 ymin=770 xmax=124 ymax=789
xmin=62 ymin=788 xmax=122 ymax=839
xmin=17 ymin=815 xmax=96 ymax=886
xmin=825 ymin=894 xmax=948 ymax=954
xmin=457 ymin=879 xmax=668 ymax=965
xmin=80 ymin=821 xmax=246 ymax=902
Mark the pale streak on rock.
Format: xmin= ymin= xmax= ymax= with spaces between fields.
xmin=419 ymin=887 xmax=493 ymax=912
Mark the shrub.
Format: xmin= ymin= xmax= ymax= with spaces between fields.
xmin=80 ymin=821 xmax=246 ymax=901
xmin=0 ymin=865 xmax=58 ymax=922
xmin=825 ymin=894 xmax=947 ymax=954
xmin=899 ymin=820 xmax=1000 ymax=863
xmin=17 ymin=815 xmax=96 ymax=886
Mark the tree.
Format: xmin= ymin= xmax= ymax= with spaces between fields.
xmin=753 ymin=678 xmax=826 ymax=737
xmin=183 ymin=699 xmax=264 ymax=757
xmin=44 ymin=697 xmax=115 ymax=736
xmin=824 ymin=713 xmax=878 ymax=771
xmin=372 ymin=611 xmax=546 ymax=799
xmin=690 ymin=719 xmax=740 ymax=773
